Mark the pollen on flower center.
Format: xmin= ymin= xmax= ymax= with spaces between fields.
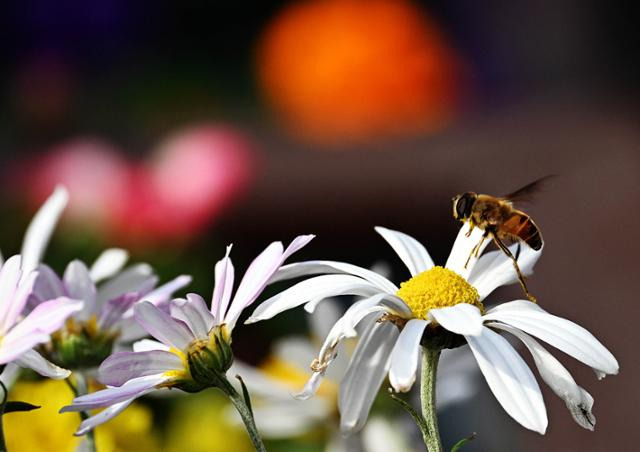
xmin=396 ymin=266 xmax=482 ymax=320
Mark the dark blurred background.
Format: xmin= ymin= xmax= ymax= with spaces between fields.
xmin=0 ymin=1 xmax=638 ymax=450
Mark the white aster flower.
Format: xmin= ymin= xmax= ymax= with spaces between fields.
xmin=247 ymin=224 xmax=619 ymax=434
xmin=61 ymin=235 xmax=313 ymax=435
xmin=232 ymin=298 xmax=477 ymax=451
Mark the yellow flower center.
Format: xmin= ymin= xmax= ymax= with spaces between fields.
xmin=396 ymin=266 xmax=482 ymax=320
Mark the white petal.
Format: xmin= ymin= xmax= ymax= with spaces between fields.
xmin=0 ymin=265 xmax=36 ymax=334
xmin=445 ymin=222 xmax=490 ymax=279
xmin=142 ymin=275 xmax=192 ymax=306
xmin=389 ymin=319 xmax=429 ymax=392
xmin=468 ymin=245 xmax=542 ymax=300
xmin=63 ymin=260 xmax=97 ymax=313
xmin=133 ymin=339 xmax=170 ymax=352
xmin=466 ymin=326 xmax=548 ymax=433
xmin=246 ymin=275 xmax=389 ymax=324
xmin=211 ymin=245 xmax=235 ymax=321
xmin=0 ymin=256 xmax=23 ymax=333
xmin=89 ymin=248 xmax=129 ymax=283
xmin=308 ymin=298 xmax=343 ymax=340
xmin=374 ymin=227 xmax=434 ymax=276
xmin=15 ymin=349 xmax=71 ymax=379
xmin=271 ymin=260 xmax=398 ymax=293
xmin=225 ymin=235 xmax=314 ymax=329
xmin=60 ymin=374 xmax=166 ymax=412
xmin=99 ymin=350 xmax=184 ymax=386
xmin=133 ymin=301 xmax=194 ymax=349
xmin=75 ymin=398 xmax=135 ymax=436
xmin=483 ymin=300 xmax=619 ymax=376
xmin=489 ymin=322 xmax=596 ymax=430
xmin=339 ymin=320 xmax=399 ymax=433
xmin=170 ymin=295 xmax=214 ymax=338
xmin=429 ymin=304 xmax=483 ymax=336
xmin=96 ymin=264 xmax=156 ymax=307
xmin=20 ymin=186 xmax=68 ymax=276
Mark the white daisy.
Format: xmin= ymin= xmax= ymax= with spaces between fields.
xmin=247 ymin=223 xmax=619 ymax=434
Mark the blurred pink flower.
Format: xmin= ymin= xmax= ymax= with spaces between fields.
xmin=117 ymin=125 xmax=255 ymax=244
xmin=17 ymin=125 xmax=255 ymax=246
xmin=23 ymin=138 xmax=131 ymax=233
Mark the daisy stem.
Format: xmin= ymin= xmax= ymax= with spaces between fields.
xmin=214 ymin=374 xmax=266 ymax=452
xmin=66 ymin=373 xmax=96 ymax=452
xmin=420 ymin=346 xmax=443 ymax=452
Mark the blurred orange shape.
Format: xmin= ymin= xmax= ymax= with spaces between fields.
xmin=257 ymin=0 xmax=464 ymax=145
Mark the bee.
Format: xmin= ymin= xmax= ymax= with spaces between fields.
xmin=451 ymin=176 xmax=553 ymax=302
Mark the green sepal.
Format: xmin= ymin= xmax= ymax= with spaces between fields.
xmin=451 ymin=432 xmax=477 ymax=452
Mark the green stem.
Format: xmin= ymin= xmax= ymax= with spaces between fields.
xmin=420 ymin=346 xmax=443 ymax=452
xmin=0 ymin=380 xmax=8 ymax=452
xmin=66 ymin=374 xmax=96 ymax=452
xmin=213 ymin=375 xmax=266 ymax=452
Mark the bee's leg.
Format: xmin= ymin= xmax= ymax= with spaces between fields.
xmin=464 ymin=230 xmax=489 ymax=269
xmin=493 ymin=236 xmax=536 ymax=302
xmin=465 ymin=221 xmax=475 ymax=237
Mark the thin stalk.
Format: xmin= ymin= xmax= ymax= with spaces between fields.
xmin=213 ymin=375 xmax=266 ymax=452
xmin=66 ymin=374 xmax=96 ymax=452
xmin=0 ymin=380 xmax=8 ymax=452
xmin=420 ymin=346 xmax=443 ymax=452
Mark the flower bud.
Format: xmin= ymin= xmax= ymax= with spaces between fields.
xmin=186 ymin=325 xmax=234 ymax=387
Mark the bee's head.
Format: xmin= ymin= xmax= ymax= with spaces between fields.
xmin=452 ymin=192 xmax=476 ymax=221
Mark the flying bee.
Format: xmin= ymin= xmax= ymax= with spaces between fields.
xmin=451 ymin=176 xmax=553 ymax=302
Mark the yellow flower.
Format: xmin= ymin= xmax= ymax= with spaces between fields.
xmin=163 ymin=391 xmax=252 ymax=452
xmin=5 ymin=379 xmax=160 ymax=452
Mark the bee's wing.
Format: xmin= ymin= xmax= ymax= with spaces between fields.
xmin=502 ymin=175 xmax=556 ymax=204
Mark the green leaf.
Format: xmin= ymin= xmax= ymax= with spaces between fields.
xmin=387 ymin=388 xmax=429 ymax=440
xmin=451 ymin=432 xmax=477 ymax=452
xmin=3 ymin=401 xmax=41 ymax=413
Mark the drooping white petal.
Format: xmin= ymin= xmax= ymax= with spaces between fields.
xmin=468 ymin=245 xmax=542 ymax=300
xmin=374 ymin=227 xmax=434 ymax=276
xmin=89 ymin=248 xmax=129 ymax=283
xmin=389 ymin=319 xmax=429 ymax=392
xmin=211 ymin=245 xmax=235 ymax=321
xmin=60 ymin=374 xmax=167 ymax=412
xmin=171 ymin=295 xmax=215 ymax=338
xmin=15 ymin=349 xmax=71 ymax=379
xmin=429 ymin=304 xmax=483 ymax=336
xmin=21 ymin=186 xmax=68 ymax=276
xmin=483 ymin=300 xmax=619 ymax=377
xmin=271 ymin=261 xmax=398 ymax=293
xmin=133 ymin=301 xmax=194 ymax=349
xmin=445 ymin=222 xmax=490 ymax=279
xmin=246 ymin=275 xmax=388 ymax=324
xmin=281 ymin=234 xmax=315 ymax=260
xmin=436 ymin=347 xmax=480 ymax=409
xmin=489 ymin=322 xmax=596 ymax=430
xmin=63 ymin=260 xmax=97 ymax=315
xmin=466 ymin=326 xmax=548 ymax=434
xmin=339 ymin=320 xmax=399 ymax=433
xmin=75 ymin=398 xmax=135 ymax=436
xmin=99 ymin=350 xmax=184 ymax=386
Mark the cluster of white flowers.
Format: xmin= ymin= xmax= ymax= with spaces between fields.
xmin=0 ymin=186 xmax=619 ymax=451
